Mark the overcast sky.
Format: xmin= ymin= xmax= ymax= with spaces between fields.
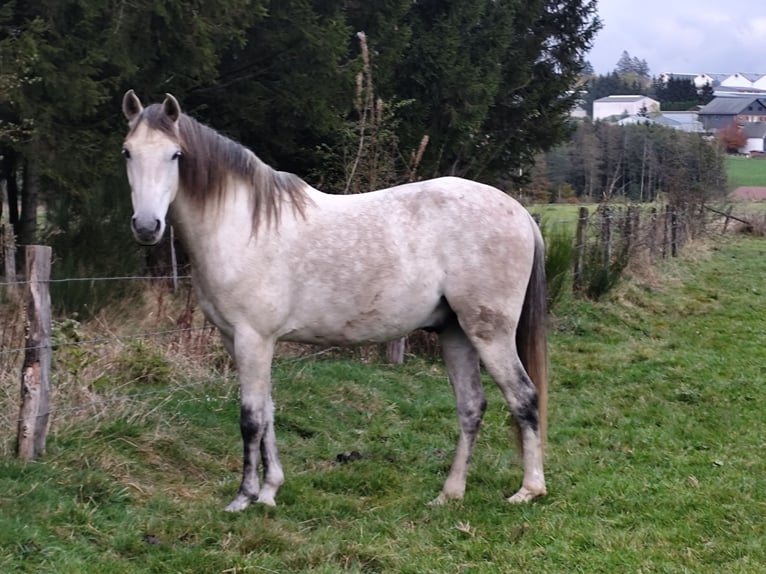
xmin=587 ymin=1 xmax=766 ymax=76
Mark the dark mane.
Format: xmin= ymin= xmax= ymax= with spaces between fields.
xmin=131 ymin=104 xmax=309 ymax=230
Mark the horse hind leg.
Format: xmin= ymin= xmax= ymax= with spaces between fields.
xmin=431 ymin=322 xmax=487 ymax=505
xmin=471 ymin=332 xmax=546 ymax=504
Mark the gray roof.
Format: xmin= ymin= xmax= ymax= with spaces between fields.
xmin=615 ymin=114 xmax=704 ymax=132
xmin=705 ymin=73 xmax=731 ymax=83
xmin=594 ymin=95 xmax=653 ymax=103
xmin=698 ymin=97 xmax=766 ymax=115
xmin=713 ymin=87 xmax=766 ymax=97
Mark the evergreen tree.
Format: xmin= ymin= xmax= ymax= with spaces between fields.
xmin=393 ymin=0 xmax=601 ymax=180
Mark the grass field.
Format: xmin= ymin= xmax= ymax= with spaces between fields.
xmin=726 ymin=156 xmax=766 ymax=190
xmin=1 ymin=236 xmax=766 ymax=572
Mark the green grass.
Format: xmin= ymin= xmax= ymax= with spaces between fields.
xmin=2 ymin=238 xmax=766 ymax=572
xmin=726 ymin=156 xmax=766 ymax=190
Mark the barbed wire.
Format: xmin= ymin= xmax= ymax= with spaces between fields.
xmin=0 ymin=274 xmax=192 ymax=288
xmin=0 ymin=326 xmax=216 ymax=357
xmin=14 ymin=346 xmax=343 ymax=422
xmin=18 ymin=373 xmax=236 ymax=422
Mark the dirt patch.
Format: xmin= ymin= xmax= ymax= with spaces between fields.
xmin=729 ymin=186 xmax=766 ymax=201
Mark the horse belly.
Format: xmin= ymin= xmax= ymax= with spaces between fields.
xmin=279 ymin=289 xmax=449 ymax=345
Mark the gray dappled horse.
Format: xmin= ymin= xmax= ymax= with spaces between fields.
xmin=121 ymin=91 xmax=549 ymax=512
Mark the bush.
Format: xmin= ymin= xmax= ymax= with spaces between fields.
xmin=540 ymin=220 xmax=575 ymax=309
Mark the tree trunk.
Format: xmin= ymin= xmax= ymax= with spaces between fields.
xmin=3 ymin=149 xmax=20 ymax=233
xmin=19 ymin=155 xmax=39 ymax=246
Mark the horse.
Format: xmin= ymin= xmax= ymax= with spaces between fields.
xmin=120 ymin=90 xmax=549 ymax=512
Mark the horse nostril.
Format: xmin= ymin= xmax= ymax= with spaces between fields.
xmin=131 ymin=215 xmax=162 ymax=241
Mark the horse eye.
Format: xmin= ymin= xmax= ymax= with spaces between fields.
xmin=172 ymin=150 xmax=183 ymax=160
xmin=121 ymin=148 xmax=131 ymax=159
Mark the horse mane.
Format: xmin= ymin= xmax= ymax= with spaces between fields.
xmin=131 ymin=104 xmax=309 ymax=231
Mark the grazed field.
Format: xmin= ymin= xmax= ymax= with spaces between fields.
xmin=727 ymin=156 xmax=766 ymax=190
xmin=1 ymin=236 xmax=765 ymax=572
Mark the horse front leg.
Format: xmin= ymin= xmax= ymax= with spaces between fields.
xmin=224 ymin=330 xmax=284 ymax=512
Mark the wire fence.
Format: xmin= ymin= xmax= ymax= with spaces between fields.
xmin=0 ymin=203 xmax=741 ymax=455
xmin=0 ymin=256 xmax=360 ymax=448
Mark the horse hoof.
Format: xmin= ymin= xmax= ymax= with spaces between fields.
xmin=256 ymin=494 xmax=277 ymax=507
xmin=506 ymin=486 xmax=546 ymax=504
xmin=224 ymin=494 xmax=253 ymax=513
xmin=428 ymin=494 xmax=448 ymax=506
xmin=428 ymin=489 xmax=464 ymax=506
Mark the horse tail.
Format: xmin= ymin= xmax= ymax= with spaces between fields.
xmin=516 ymin=217 xmax=549 ymax=445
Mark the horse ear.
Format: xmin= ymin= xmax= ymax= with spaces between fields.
xmin=122 ymin=89 xmax=143 ymax=121
xmin=162 ymin=93 xmax=181 ymax=123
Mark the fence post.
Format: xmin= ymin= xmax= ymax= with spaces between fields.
xmin=602 ymin=206 xmax=613 ymax=268
xmin=16 ymin=245 xmax=52 ymax=461
xmin=170 ymin=225 xmax=178 ymax=293
xmin=648 ymin=207 xmax=657 ymax=260
xmin=573 ymin=206 xmax=588 ymax=293
xmin=386 ymin=338 xmax=405 ymax=365
xmin=722 ymin=206 xmax=733 ymax=233
xmin=671 ymin=207 xmax=679 ymax=257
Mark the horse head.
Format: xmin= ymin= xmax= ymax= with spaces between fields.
xmin=121 ymin=90 xmax=183 ymax=245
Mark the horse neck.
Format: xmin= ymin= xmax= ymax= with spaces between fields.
xmin=170 ymin=180 xmax=255 ymax=266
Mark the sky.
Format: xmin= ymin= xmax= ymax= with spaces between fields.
xmin=587 ymin=0 xmax=766 ymax=76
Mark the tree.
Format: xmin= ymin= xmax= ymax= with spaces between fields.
xmin=615 ymin=50 xmax=649 ymax=78
xmin=389 ymin=0 xmax=601 ymax=180
xmin=545 ymin=120 xmax=727 ymax=205
xmin=717 ymin=121 xmax=747 ymax=154
xmin=0 ymin=0 xmax=258 ymax=246
xmin=189 ymin=0 xmax=353 ymax=178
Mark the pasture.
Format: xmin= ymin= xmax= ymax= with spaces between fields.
xmin=1 ymin=236 xmax=765 ymax=572
xmin=726 ymin=156 xmax=766 ymax=191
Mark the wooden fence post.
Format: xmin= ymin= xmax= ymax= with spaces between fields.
xmin=671 ymin=207 xmax=679 ymax=258
xmin=602 ymin=206 xmax=613 ymax=268
xmin=648 ymin=208 xmax=657 ymax=260
xmin=16 ymin=245 xmax=52 ymax=460
xmin=573 ymin=207 xmax=588 ymax=293
xmin=386 ymin=338 xmax=405 ymax=365
xmin=170 ymin=225 xmax=178 ymax=293
xmin=722 ymin=206 xmax=733 ymax=233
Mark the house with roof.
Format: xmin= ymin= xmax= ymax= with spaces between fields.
xmin=658 ymin=72 xmax=725 ymax=90
xmin=593 ymin=95 xmax=659 ymax=121
xmin=739 ymin=123 xmax=766 ymax=155
xmin=698 ymin=97 xmax=766 ymax=130
xmin=720 ymin=73 xmax=759 ymax=89
xmin=696 ymin=73 xmax=729 ymax=88
xmin=616 ymin=112 xmax=704 ymax=133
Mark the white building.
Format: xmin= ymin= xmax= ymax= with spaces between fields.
xmin=592 ymin=95 xmax=660 ymax=121
xmin=720 ymin=73 xmax=761 ymax=89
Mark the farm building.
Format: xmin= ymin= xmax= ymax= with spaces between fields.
xmin=616 ymin=112 xmax=703 ymax=133
xmin=719 ymin=73 xmax=763 ymax=89
xmin=592 ymin=95 xmax=659 ymax=121
xmin=698 ymin=97 xmax=766 ymax=130
xmin=739 ymin=122 xmax=766 ymax=155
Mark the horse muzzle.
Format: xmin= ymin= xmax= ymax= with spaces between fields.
xmin=131 ymin=214 xmax=164 ymax=245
